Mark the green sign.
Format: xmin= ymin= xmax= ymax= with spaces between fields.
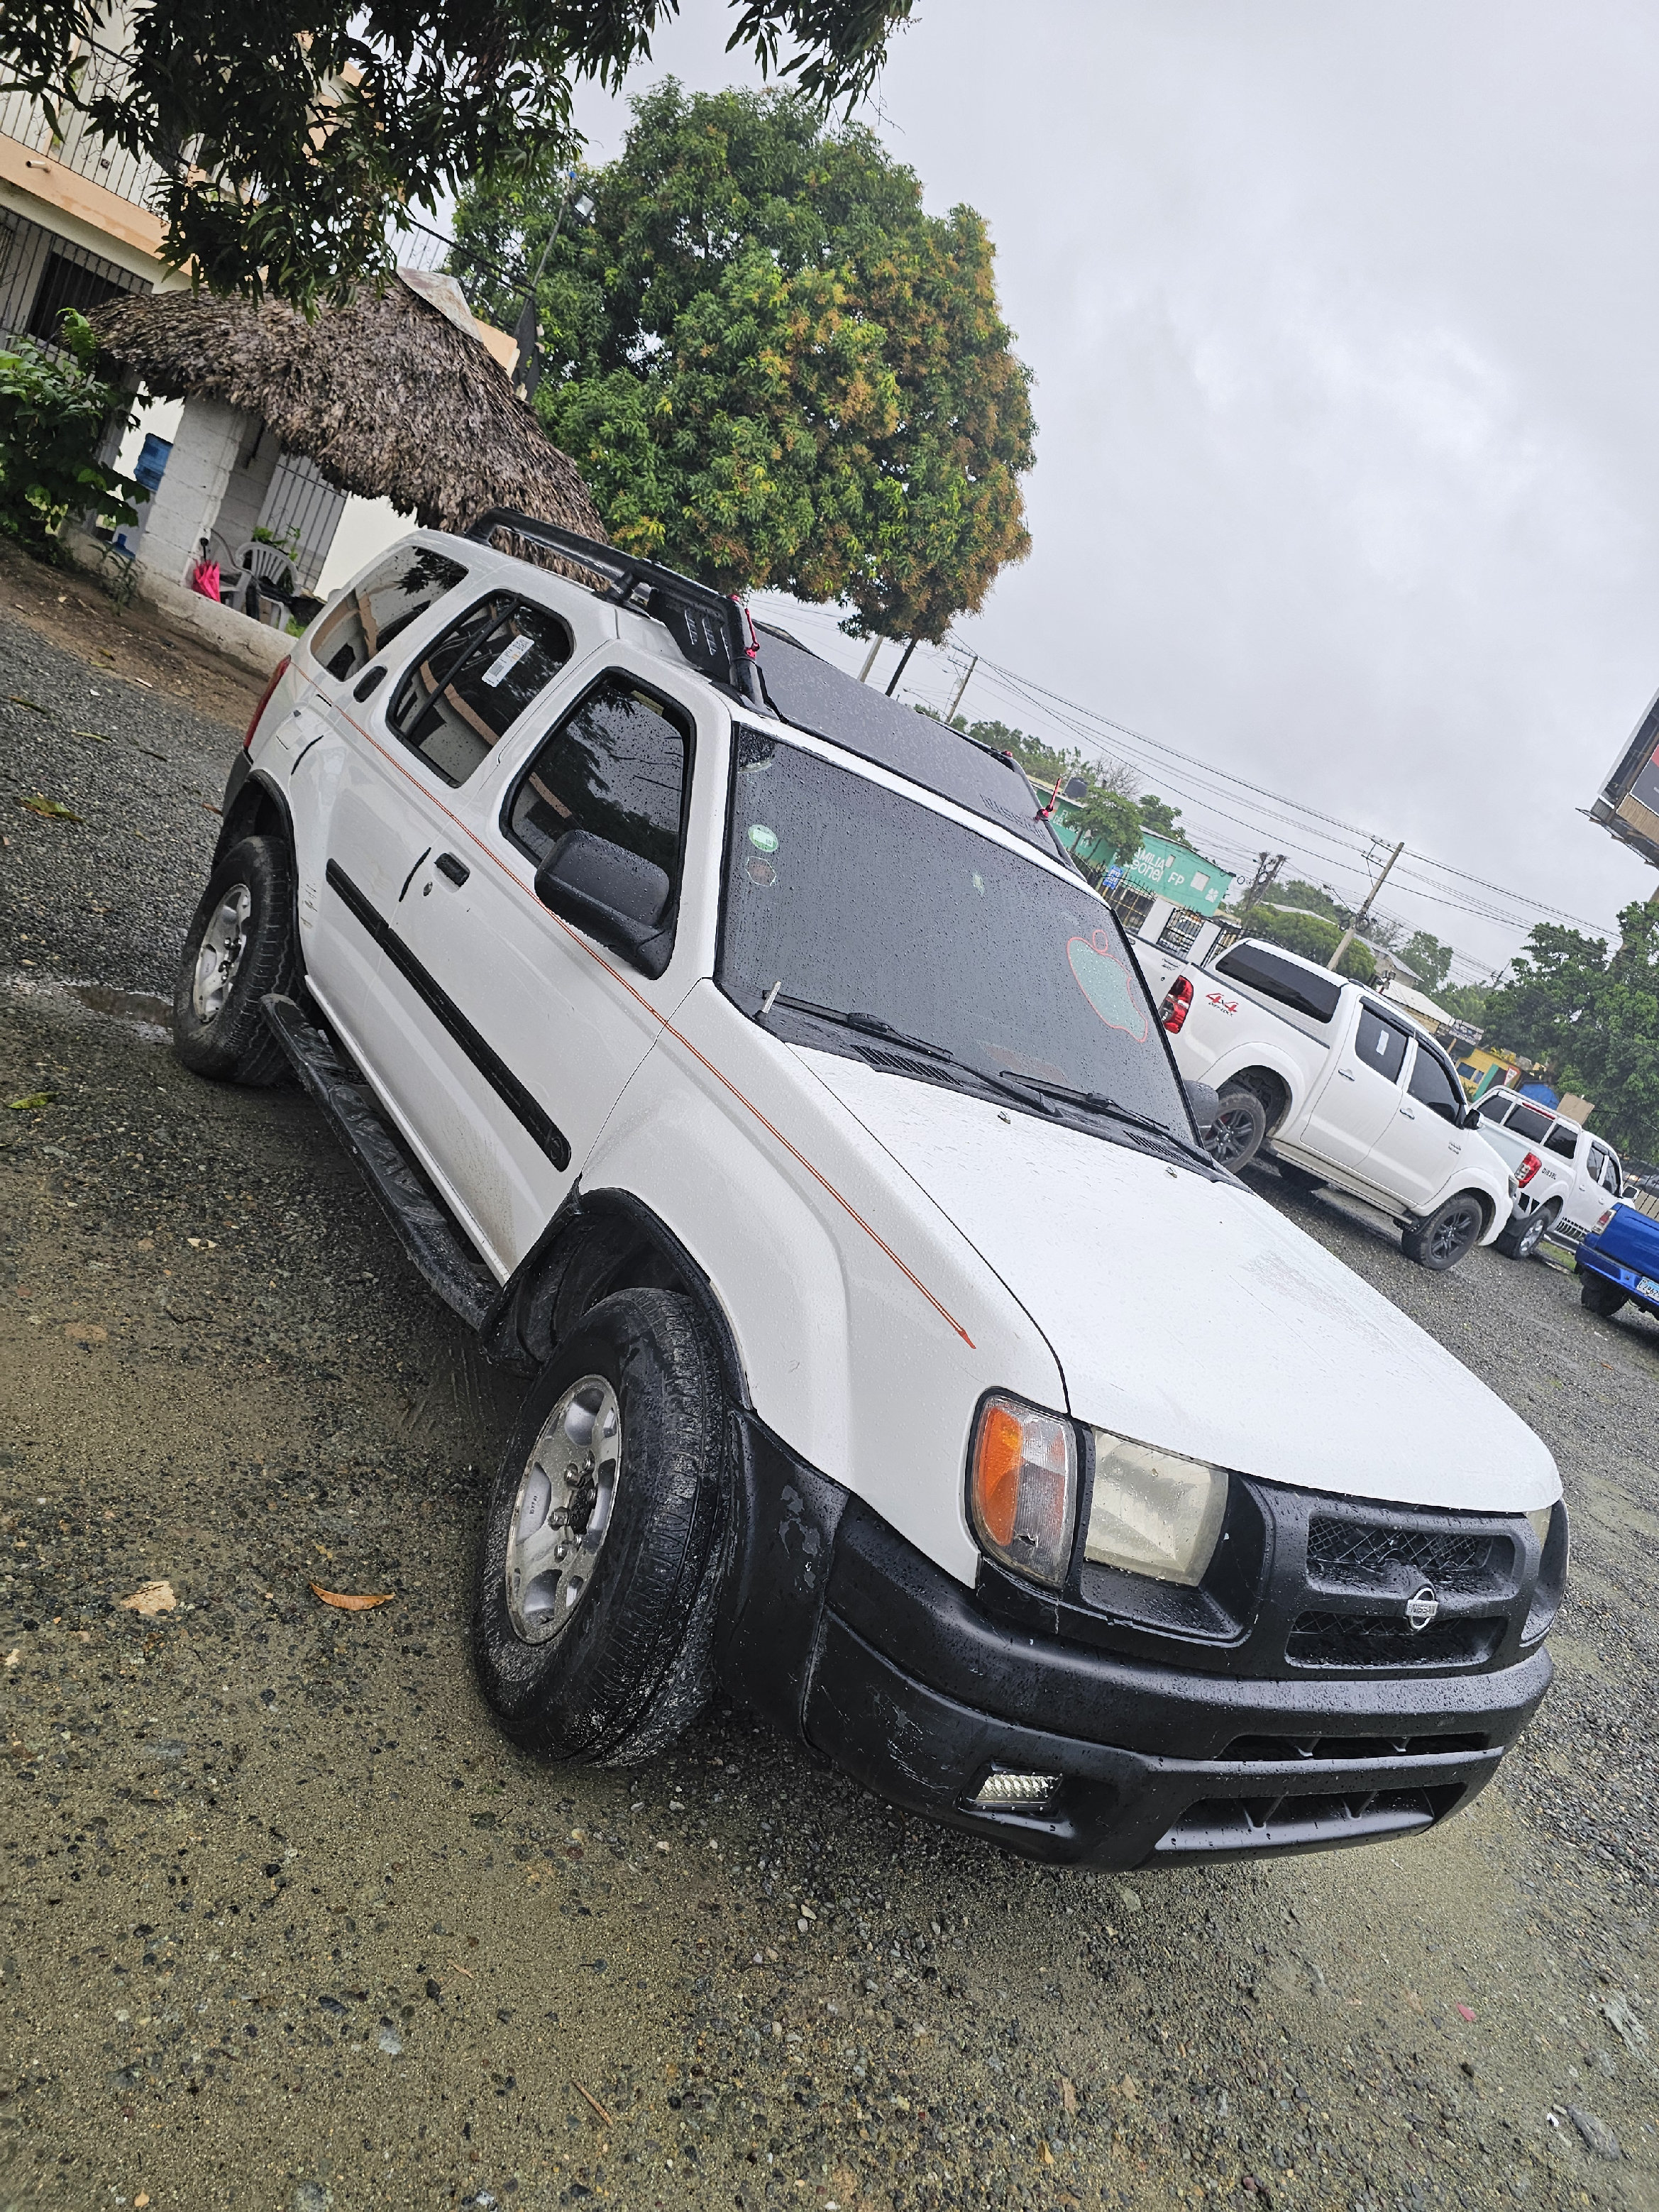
xmin=1121 ymin=832 xmax=1232 ymax=917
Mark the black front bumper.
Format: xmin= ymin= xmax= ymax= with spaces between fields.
xmin=717 ymin=1420 xmax=1553 ymax=1870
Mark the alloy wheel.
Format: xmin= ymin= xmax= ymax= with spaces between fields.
xmin=1431 ymin=1201 xmax=1481 ymax=1265
xmin=190 ymin=885 xmax=252 ymax=1023
xmin=1207 ymin=1106 xmax=1257 ymax=1167
xmin=504 ymin=1376 xmax=621 ymax=1646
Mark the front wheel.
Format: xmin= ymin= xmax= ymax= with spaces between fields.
xmin=1402 ymin=1192 xmax=1487 ymax=1272
xmin=473 ymin=1288 xmax=727 ymax=1766
xmin=1580 ymin=1274 xmax=1629 ymax=1318
xmin=1495 ymin=1200 xmax=1559 ymax=1260
xmin=1205 ymin=1086 xmax=1268 ymax=1171
xmin=172 ymin=835 xmax=295 ymax=1085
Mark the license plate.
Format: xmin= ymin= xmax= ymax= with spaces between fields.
xmin=1638 ymin=1275 xmax=1659 ymax=1302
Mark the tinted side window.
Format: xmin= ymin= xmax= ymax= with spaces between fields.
xmin=1479 ymin=1093 xmax=1512 ymax=1125
xmin=312 ymin=547 xmax=467 ymax=681
xmin=1353 ymin=1008 xmax=1409 ymax=1085
xmin=1507 ymin=1102 xmax=1553 ymax=1144
xmin=1212 ymin=942 xmax=1342 ymax=1023
xmin=1544 ymin=1119 xmax=1579 ymax=1160
xmin=1602 ymin=1153 xmax=1624 ymax=1194
xmin=1407 ymin=1044 xmax=1464 ymax=1122
xmin=507 ymin=672 xmax=690 ymax=883
xmin=389 ymin=597 xmax=573 ymax=786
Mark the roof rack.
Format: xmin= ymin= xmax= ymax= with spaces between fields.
xmin=465 ymin=508 xmax=763 ymax=707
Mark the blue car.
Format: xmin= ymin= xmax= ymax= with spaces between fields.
xmin=1576 ymin=1200 xmax=1659 ymax=1322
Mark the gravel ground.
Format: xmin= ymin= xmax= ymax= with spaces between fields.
xmin=4 ymin=575 xmax=1659 ymax=2212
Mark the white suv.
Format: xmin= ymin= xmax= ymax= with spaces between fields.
xmin=1472 ymin=1091 xmax=1624 ymax=1258
xmin=172 ymin=517 xmax=1566 ymax=1869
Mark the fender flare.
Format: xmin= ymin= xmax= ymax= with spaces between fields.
xmin=1204 ymin=1050 xmax=1304 ymax=1133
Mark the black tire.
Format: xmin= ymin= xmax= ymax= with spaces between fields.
xmin=1205 ymin=1085 xmax=1268 ymax=1171
xmin=1495 ymin=1200 xmax=1560 ymax=1260
xmin=172 ymin=836 xmax=295 ymax=1086
xmin=1276 ymin=1160 xmax=1325 ymax=1195
xmin=1580 ymin=1274 xmax=1629 ymax=1318
xmin=1401 ymin=1191 xmax=1487 ymax=1272
xmin=473 ymin=1288 xmax=727 ymax=1766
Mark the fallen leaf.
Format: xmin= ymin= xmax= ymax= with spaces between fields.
xmin=1456 ymin=2004 xmax=1477 ymax=2023
xmin=4 ymin=1650 xmax=18 ymax=1668
xmin=1061 ymin=2077 xmax=1077 ymax=2118
xmin=201 ymin=801 xmax=223 ymax=815
xmin=7 ymin=1093 xmax=55 ymax=1111
xmin=63 ymin=1322 xmax=107 ymax=1343
xmin=71 ymin=728 xmax=111 ymax=742
xmin=573 ymin=2080 xmax=614 ymax=2128
xmin=136 ymin=2196 xmax=150 ymax=2208
xmin=7 ymin=693 xmax=45 ymax=711
xmin=118 ymin=1580 xmax=177 ymax=1616
xmin=18 ymin=794 xmax=82 ymax=822
xmin=309 ymin=1585 xmax=394 ymax=1611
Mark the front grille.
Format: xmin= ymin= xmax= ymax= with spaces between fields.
xmin=1154 ymin=1785 xmax=1460 ymax=1856
xmin=1306 ymin=1516 xmax=1510 ymax=1595
xmin=1223 ymin=1732 xmax=1487 ymax=1763
xmin=1287 ymin=1610 xmax=1502 ymax=1670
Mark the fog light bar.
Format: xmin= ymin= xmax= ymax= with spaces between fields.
xmin=971 ymin=1770 xmax=1061 ymax=1809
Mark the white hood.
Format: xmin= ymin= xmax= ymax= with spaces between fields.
xmin=798 ymin=1050 xmax=1560 ymax=1517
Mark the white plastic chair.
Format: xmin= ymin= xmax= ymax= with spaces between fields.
xmin=228 ymin=541 xmax=297 ymax=625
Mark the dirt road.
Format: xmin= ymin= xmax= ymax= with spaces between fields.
xmin=3 ymin=580 xmax=1658 ymax=2212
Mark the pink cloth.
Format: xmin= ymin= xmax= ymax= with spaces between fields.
xmin=189 ymin=559 xmax=221 ymax=602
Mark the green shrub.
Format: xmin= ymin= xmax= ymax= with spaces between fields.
xmin=1245 ymin=905 xmax=1377 ymax=985
xmin=0 ymin=310 xmax=143 ymax=550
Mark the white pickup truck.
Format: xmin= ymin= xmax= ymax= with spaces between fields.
xmin=1467 ymin=1091 xmax=1625 ymax=1259
xmin=1143 ymin=937 xmax=1514 ymax=1271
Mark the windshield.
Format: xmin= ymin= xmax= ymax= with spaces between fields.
xmin=717 ymin=728 xmax=1193 ymax=1141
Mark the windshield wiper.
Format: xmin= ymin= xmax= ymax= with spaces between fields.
xmin=762 ymin=994 xmax=955 ymax=1062
xmin=995 ymin=1070 xmax=1210 ymax=1160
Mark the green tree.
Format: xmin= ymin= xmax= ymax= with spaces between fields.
xmin=1245 ymin=904 xmax=1377 ymax=985
xmin=937 ymin=717 xmax=1145 ymax=883
xmin=1399 ymin=930 xmax=1454 ymax=995
xmin=1136 ymin=793 xmax=1184 ymax=842
xmin=1 ymin=0 xmax=914 ymax=307
xmin=1272 ymin=879 xmax=1345 ymax=925
xmin=0 ymin=310 xmax=142 ymax=548
xmin=455 ymin=82 xmax=1035 ymax=639
xmin=1481 ymin=901 xmax=1659 ymax=1159
xmin=1438 ymin=981 xmax=1489 ymax=1030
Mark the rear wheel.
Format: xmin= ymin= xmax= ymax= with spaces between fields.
xmin=1401 ymin=1192 xmax=1486 ymax=1272
xmin=172 ymin=835 xmax=295 ymax=1085
xmin=473 ymin=1288 xmax=728 ymax=1766
xmin=1205 ymin=1085 xmax=1268 ymax=1171
xmin=1496 ymin=1199 xmax=1560 ymax=1260
xmin=1580 ymin=1274 xmax=1629 ymax=1318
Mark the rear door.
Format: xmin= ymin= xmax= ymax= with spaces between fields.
xmin=1297 ymin=1000 xmax=1411 ymax=1170
xmin=1360 ymin=1037 xmax=1467 ymax=1209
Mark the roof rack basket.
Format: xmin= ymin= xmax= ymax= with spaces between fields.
xmin=465 ymin=507 xmax=762 ymax=706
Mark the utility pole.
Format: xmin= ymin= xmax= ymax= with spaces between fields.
xmin=1237 ymin=851 xmax=1285 ymax=916
xmin=1328 ymin=840 xmax=1404 ymax=972
xmin=944 ymin=653 xmax=978 ymax=722
xmin=857 ymin=638 xmax=882 ymax=684
xmin=883 ymin=638 xmax=918 ymax=698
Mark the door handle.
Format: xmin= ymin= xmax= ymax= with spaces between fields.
xmin=353 ymin=664 xmax=387 ymax=700
xmin=435 ymin=852 xmax=470 ymax=886
xmin=1337 ymin=1068 xmax=1356 ymax=1082
xmin=1399 ymin=1108 xmax=1416 ymax=1119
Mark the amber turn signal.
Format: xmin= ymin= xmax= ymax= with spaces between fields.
xmin=968 ymin=1394 xmax=1077 ymax=1589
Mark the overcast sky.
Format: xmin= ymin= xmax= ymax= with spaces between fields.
xmin=560 ymin=0 xmax=1659 ymax=981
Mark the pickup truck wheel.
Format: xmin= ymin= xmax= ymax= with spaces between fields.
xmin=171 ymin=836 xmax=295 ymax=1086
xmin=1205 ymin=1086 xmax=1267 ymax=1170
xmin=1580 ymin=1275 xmax=1629 ymax=1317
xmin=1401 ymin=1192 xmax=1485 ymax=1271
xmin=1495 ymin=1200 xmax=1559 ymax=1260
xmin=473 ymin=1288 xmax=727 ymax=1766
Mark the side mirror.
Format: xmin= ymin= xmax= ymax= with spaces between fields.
xmin=1464 ymin=1106 xmax=1482 ymax=1129
xmin=534 ymin=827 xmax=675 ymax=979
xmin=1184 ymin=1079 xmax=1220 ymax=1138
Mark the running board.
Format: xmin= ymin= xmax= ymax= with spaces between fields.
xmin=260 ymin=993 xmax=500 ymax=1333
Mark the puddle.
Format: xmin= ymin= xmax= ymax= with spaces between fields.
xmin=70 ymin=980 xmax=171 ymax=1028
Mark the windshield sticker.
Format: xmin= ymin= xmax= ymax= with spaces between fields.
xmin=1067 ymin=929 xmax=1150 ymax=1042
xmin=748 ymin=823 xmax=779 ymax=854
xmin=744 ymin=855 xmax=776 ymax=887
xmin=480 ymin=633 xmax=534 ymax=688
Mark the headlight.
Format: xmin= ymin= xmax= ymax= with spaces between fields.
xmin=1526 ymin=1505 xmax=1553 ymax=1551
xmin=968 ymin=1394 xmax=1077 ymax=1588
xmin=1085 ymin=1430 xmax=1228 ymax=1587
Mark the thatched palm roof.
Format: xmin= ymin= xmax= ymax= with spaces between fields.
xmin=91 ymin=277 xmax=605 ymax=541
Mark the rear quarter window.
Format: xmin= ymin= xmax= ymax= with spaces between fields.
xmin=1211 ymin=942 xmax=1342 ymax=1023
xmin=311 ymin=545 xmax=467 ymax=681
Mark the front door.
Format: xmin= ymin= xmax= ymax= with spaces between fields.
xmin=1361 ymin=1039 xmax=1465 ymax=1210
xmin=1297 ymin=1001 xmax=1412 ymax=1170
xmin=343 ymin=649 xmax=715 ymax=1277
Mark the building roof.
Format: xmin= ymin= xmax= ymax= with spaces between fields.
xmin=1378 ymin=979 xmax=1455 ymax=1029
xmin=90 ymin=276 xmax=603 ymax=539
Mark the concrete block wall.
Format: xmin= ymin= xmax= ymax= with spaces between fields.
xmin=135 ymin=396 xmax=248 ymax=589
